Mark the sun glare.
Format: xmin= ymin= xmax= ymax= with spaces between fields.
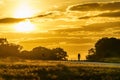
xmin=14 ymin=3 xmax=35 ymax=18
xmin=14 ymin=20 xmax=35 ymax=32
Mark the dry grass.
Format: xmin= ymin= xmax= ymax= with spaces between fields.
xmin=0 ymin=60 xmax=120 ymax=80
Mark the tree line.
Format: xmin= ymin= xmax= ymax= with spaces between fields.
xmin=0 ymin=38 xmax=68 ymax=60
xmin=0 ymin=37 xmax=120 ymax=61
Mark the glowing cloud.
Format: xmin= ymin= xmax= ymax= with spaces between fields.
xmin=14 ymin=19 xmax=35 ymax=32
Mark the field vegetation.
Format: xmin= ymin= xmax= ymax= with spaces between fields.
xmin=0 ymin=60 xmax=120 ymax=80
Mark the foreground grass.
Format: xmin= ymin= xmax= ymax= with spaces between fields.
xmin=0 ymin=61 xmax=120 ymax=80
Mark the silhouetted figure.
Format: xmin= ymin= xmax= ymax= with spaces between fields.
xmin=78 ymin=53 xmax=81 ymax=61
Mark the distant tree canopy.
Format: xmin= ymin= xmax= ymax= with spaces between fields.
xmin=0 ymin=38 xmax=68 ymax=60
xmin=20 ymin=47 xmax=68 ymax=60
xmin=0 ymin=38 xmax=22 ymax=58
xmin=51 ymin=48 xmax=68 ymax=60
xmin=86 ymin=37 xmax=120 ymax=61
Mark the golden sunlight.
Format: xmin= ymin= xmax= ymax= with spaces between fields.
xmin=14 ymin=19 xmax=35 ymax=32
xmin=14 ymin=3 xmax=35 ymax=18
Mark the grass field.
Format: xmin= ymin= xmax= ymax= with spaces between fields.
xmin=0 ymin=60 xmax=120 ymax=80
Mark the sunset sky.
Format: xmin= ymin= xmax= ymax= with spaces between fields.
xmin=0 ymin=0 xmax=120 ymax=60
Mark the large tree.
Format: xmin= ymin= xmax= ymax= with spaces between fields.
xmin=86 ymin=37 xmax=120 ymax=61
xmin=0 ymin=43 xmax=22 ymax=58
xmin=30 ymin=46 xmax=52 ymax=60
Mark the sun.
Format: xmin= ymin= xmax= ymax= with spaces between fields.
xmin=14 ymin=19 xmax=35 ymax=32
xmin=14 ymin=3 xmax=35 ymax=18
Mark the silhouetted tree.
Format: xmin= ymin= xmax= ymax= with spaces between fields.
xmin=86 ymin=37 xmax=120 ymax=61
xmin=88 ymin=48 xmax=95 ymax=55
xmin=30 ymin=46 xmax=52 ymax=60
xmin=19 ymin=50 xmax=31 ymax=59
xmin=86 ymin=48 xmax=97 ymax=61
xmin=95 ymin=37 xmax=120 ymax=58
xmin=52 ymin=48 xmax=68 ymax=60
xmin=0 ymin=43 xmax=22 ymax=58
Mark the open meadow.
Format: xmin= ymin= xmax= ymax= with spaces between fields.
xmin=0 ymin=60 xmax=120 ymax=80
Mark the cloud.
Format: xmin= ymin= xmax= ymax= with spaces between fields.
xmin=20 ymin=37 xmax=94 ymax=45
xmin=33 ymin=12 xmax=53 ymax=18
xmin=79 ymin=16 xmax=93 ymax=19
xmin=114 ymin=31 xmax=120 ymax=34
xmin=51 ymin=21 xmax=120 ymax=32
xmin=69 ymin=2 xmax=120 ymax=11
xmin=84 ymin=21 xmax=120 ymax=32
xmin=79 ymin=11 xmax=120 ymax=19
xmin=0 ymin=13 xmax=53 ymax=23
xmin=0 ymin=18 xmax=25 ymax=23
xmin=51 ymin=28 xmax=82 ymax=33
xmin=96 ymin=11 xmax=120 ymax=17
